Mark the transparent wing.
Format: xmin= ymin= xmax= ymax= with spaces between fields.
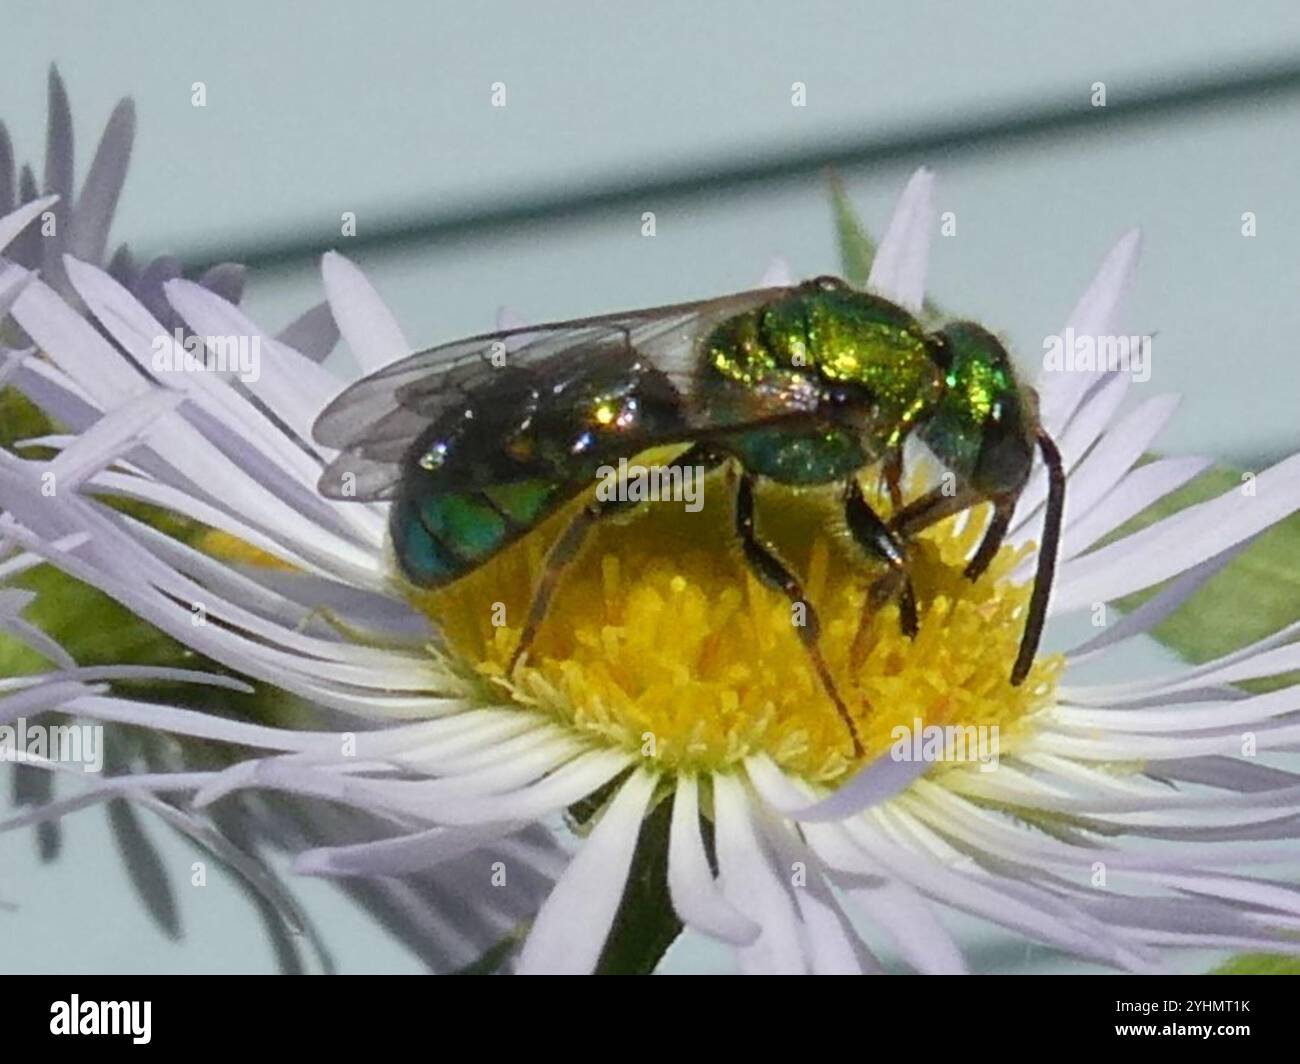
xmin=314 ymin=286 xmax=791 ymax=501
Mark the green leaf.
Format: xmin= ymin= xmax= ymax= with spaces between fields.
xmin=829 ymin=170 xmax=876 ymax=288
xmin=1113 ymin=462 xmax=1300 ymax=694
xmin=1212 ymin=953 xmax=1300 ymax=975
xmin=0 ymin=386 xmax=57 ymax=452
xmin=453 ymin=927 xmax=527 ymax=975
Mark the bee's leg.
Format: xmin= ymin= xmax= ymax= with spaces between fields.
xmin=732 ymin=470 xmax=864 ymax=758
xmin=509 ymin=444 xmax=720 ymax=673
xmin=963 ymin=495 xmax=1016 ymax=581
xmin=887 ymin=483 xmax=979 ymax=539
xmin=883 ymin=447 xmax=905 ymax=514
xmin=845 ymin=478 xmax=918 ymax=664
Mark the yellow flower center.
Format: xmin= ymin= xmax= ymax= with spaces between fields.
xmin=414 ymin=452 xmax=1061 ymax=784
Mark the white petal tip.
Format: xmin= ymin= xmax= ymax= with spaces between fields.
xmin=759 ymin=255 xmax=794 ymax=287
xmin=496 ymin=306 xmax=530 ymax=332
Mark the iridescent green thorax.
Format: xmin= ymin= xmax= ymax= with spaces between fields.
xmin=699 ymin=282 xmax=943 ymax=483
xmin=702 ymin=283 xmax=941 ymax=442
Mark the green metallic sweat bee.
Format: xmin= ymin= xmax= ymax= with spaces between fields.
xmin=314 ymin=277 xmax=1065 ymax=756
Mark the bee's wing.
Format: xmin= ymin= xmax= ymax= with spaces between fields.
xmin=314 ymin=286 xmax=790 ymax=501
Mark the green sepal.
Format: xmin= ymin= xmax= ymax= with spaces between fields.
xmin=829 ymin=170 xmax=876 ymax=288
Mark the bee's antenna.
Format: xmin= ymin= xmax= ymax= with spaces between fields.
xmin=1010 ymin=431 xmax=1065 ymax=686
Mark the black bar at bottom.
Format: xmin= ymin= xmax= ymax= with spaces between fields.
xmin=0 ymin=973 xmax=1293 ymax=1049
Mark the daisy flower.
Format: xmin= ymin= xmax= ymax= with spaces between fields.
xmin=0 ymin=76 xmax=564 ymax=970
xmin=1 ymin=66 xmax=251 ymax=876
xmin=1 ymin=66 xmax=246 ymax=321
xmin=3 ymin=166 xmax=1300 ymax=975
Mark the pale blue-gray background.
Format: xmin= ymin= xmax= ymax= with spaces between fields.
xmin=2 ymin=0 xmax=1297 ymax=973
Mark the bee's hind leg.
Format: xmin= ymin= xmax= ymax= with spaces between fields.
xmin=845 ymin=478 xmax=918 ymax=665
xmin=732 ymin=470 xmax=865 ymax=758
xmin=509 ymin=443 xmax=721 ymax=674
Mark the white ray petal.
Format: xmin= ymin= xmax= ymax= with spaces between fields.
xmin=753 ymin=809 xmax=874 ymax=973
xmin=10 ymin=283 xmax=383 ymax=580
xmin=866 ymin=168 xmax=934 ymax=312
xmin=0 ymin=195 xmax=59 ymax=253
xmin=1036 ymin=229 xmax=1142 ymax=435
xmin=1066 ymin=533 xmax=1247 ymax=660
xmin=397 ymin=722 xmax=579 ymax=777
xmin=759 ymin=255 xmax=794 ymax=288
xmin=1011 ymin=372 xmax=1129 ymax=537
xmin=667 ymin=775 xmax=760 ymax=945
xmin=516 ymin=768 xmax=657 ymax=974
xmin=766 ymin=749 xmax=928 ymax=823
xmin=0 ymin=679 xmax=101 ymax=721
xmin=387 ymin=714 xmax=551 ymax=772
xmin=713 ymin=773 xmax=807 ymax=973
xmin=294 ymin=823 xmax=526 ymax=877
xmin=12 ymin=273 xmax=147 ymax=408
xmin=0 ymin=262 xmax=34 ymax=320
xmin=47 ymin=389 xmax=183 ymax=488
xmin=1031 ymin=722 xmax=1300 ymax=761
xmin=1056 ymin=684 xmax=1300 ymax=734
xmin=803 ymin=822 xmax=967 ymax=974
xmin=321 ymin=251 xmax=411 ymax=373
xmin=1063 ymin=619 xmax=1300 ymax=704
xmin=222 ymin=748 xmax=633 ymax=825
xmin=165 ymin=277 xmax=365 ymax=497
xmin=0 ymin=771 xmax=216 ymax=832
xmin=1053 ymin=455 xmax=1212 ymax=566
xmin=1051 ymin=452 xmax=1300 ymax=613
xmin=840 ymin=815 xmax=1155 ymax=969
xmin=1022 ymin=393 xmax=1181 ymax=549
xmin=2 ymin=346 xmax=100 ymax=430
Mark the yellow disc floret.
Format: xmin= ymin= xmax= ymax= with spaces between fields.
xmin=415 ymin=455 xmax=1061 ymax=784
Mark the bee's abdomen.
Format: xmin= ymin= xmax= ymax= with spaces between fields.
xmin=391 ymin=479 xmax=561 ymax=587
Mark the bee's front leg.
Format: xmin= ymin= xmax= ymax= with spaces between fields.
xmin=844 ymin=477 xmax=918 ymax=665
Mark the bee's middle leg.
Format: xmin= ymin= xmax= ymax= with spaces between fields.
xmin=509 ymin=443 xmax=720 ymax=673
xmin=845 ymin=477 xmax=918 ymax=663
xmin=732 ymin=470 xmax=864 ymax=758
xmin=888 ymin=484 xmax=1014 ymax=582
xmin=963 ymin=495 xmax=1015 ymax=581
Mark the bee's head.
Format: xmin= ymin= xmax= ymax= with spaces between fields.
xmin=920 ymin=322 xmax=1037 ymax=497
